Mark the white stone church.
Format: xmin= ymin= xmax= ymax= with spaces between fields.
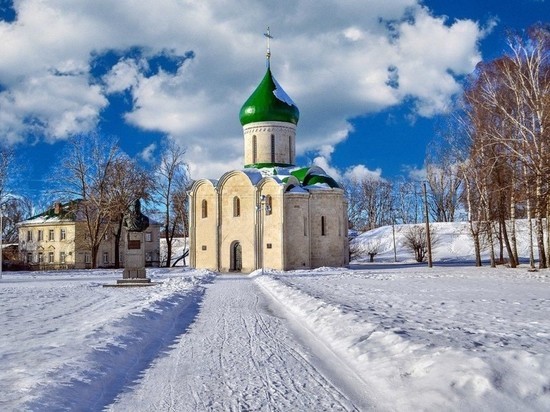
xmin=188 ymin=50 xmax=348 ymax=272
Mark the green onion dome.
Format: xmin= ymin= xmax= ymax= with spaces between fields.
xmin=239 ymin=68 xmax=300 ymax=126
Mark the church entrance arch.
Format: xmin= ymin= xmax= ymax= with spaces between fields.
xmin=230 ymin=241 xmax=242 ymax=272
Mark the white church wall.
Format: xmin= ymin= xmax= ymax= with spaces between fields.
xmin=219 ymin=171 xmax=257 ymax=272
xmin=309 ymin=190 xmax=348 ymax=268
xmin=190 ymin=180 xmax=218 ymax=271
xmin=284 ymin=193 xmax=311 ymax=269
xmin=259 ymin=179 xmax=284 ymax=270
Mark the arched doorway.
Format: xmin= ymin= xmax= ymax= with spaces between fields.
xmin=230 ymin=241 xmax=242 ymax=271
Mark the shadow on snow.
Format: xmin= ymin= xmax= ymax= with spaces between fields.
xmin=24 ymin=285 xmax=210 ymax=411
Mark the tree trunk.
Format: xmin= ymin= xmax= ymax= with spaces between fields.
xmin=527 ymin=201 xmax=536 ymax=270
xmin=546 ymin=202 xmax=550 ymax=266
xmin=481 ymin=175 xmax=495 ymax=268
xmin=488 ymin=222 xmax=496 ymax=268
xmin=498 ymin=220 xmax=504 ymax=264
xmin=164 ymin=223 xmax=172 ymax=268
xmin=472 ymin=222 xmax=482 ymax=267
xmin=500 ymin=216 xmax=516 ymax=267
xmin=91 ymin=244 xmax=99 ymax=269
xmin=114 ymin=216 xmax=123 ymax=269
xmin=464 ymin=176 xmax=482 ymax=266
xmin=509 ymin=187 xmax=519 ymax=266
xmin=524 ymin=164 xmax=536 ymax=269
xmin=535 ymin=174 xmax=547 ymax=268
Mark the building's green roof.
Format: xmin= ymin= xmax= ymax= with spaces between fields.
xmin=241 ymin=165 xmax=341 ymax=189
xmin=292 ymin=167 xmax=340 ymax=189
xmin=24 ymin=200 xmax=82 ymax=223
xmin=239 ymin=68 xmax=300 ymax=126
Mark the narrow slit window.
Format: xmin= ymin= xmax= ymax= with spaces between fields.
xmin=271 ymin=134 xmax=275 ymax=163
xmin=202 ymin=199 xmax=208 ymax=218
xmin=265 ymin=195 xmax=272 ymax=215
xmin=252 ymin=135 xmax=257 ymax=164
xmin=321 ymin=216 xmax=326 ymax=236
xmin=233 ymin=196 xmax=241 ymax=217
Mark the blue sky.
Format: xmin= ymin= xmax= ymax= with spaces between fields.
xmin=0 ymin=0 xmax=548 ymax=204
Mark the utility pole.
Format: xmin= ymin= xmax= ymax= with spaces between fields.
xmin=0 ymin=204 xmax=4 ymax=279
xmin=423 ymin=182 xmax=433 ymax=268
xmin=391 ymin=209 xmax=397 ymax=262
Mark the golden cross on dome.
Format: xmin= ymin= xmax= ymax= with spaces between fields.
xmin=264 ymin=26 xmax=273 ymax=67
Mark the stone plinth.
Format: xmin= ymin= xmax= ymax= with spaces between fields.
xmin=104 ymin=278 xmax=157 ymax=287
xmin=123 ymin=231 xmax=147 ymax=279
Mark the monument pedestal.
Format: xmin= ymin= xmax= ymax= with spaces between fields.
xmin=113 ymin=232 xmax=155 ymax=286
xmin=123 ymin=232 xmax=146 ymax=277
xmin=103 ymin=200 xmax=156 ymax=287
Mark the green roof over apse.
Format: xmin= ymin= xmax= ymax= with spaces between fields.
xmin=239 ymin=67 xmax=300 ymax=126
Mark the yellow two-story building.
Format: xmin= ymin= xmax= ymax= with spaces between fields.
xmin=18 ymin=201 xmax=161 ymax=269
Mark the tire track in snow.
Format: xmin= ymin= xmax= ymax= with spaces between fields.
xmin=108 ymin=275 xmax=359 ymax=411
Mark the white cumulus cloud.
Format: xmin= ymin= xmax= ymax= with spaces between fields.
xmin=0 ymin=0 xmax=490 ymax=179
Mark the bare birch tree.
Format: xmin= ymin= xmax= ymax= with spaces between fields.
xmin=152 ymin=140 xmax=189 ymax=267
xmin=403 ymin=225 xmax=438 ymax=263
xmin=0 ymin=148 xmax=14 ymax=205
xmin=464 ymin=25 xmax=549 ymax=268
xmin=105 ymin=155 xmax=152 ymax=268
xmin=425 ymin=157 xmax=463 ymax=223
xmin=2 ymin=196 xmax=33 ymax=243
xmin=58 ymin=135 xmax=120 ymax=268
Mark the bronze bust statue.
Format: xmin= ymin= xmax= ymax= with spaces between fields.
xmin=123 ymin=199 xmax=149 ymax=232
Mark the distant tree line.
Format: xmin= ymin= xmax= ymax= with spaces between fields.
xmin=0 ymin=136 xmax=190 ymax=269
xmin=345 ymin=25 xmax=549 ymax=268
xmin=460 ymin=25 xmax=549 ymax=269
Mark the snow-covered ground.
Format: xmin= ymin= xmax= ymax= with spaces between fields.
xmin=1 ymin=222 xmax=550 ymax=411
xmin=351 ymin=220 xmax=541 ymax=264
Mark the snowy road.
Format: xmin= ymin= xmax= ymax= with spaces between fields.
xmin=107 ymin=275 xmax=362 ymax=411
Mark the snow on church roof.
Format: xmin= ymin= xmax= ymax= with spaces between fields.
xmin=234 ymin=165 xmax=341 ymax=192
